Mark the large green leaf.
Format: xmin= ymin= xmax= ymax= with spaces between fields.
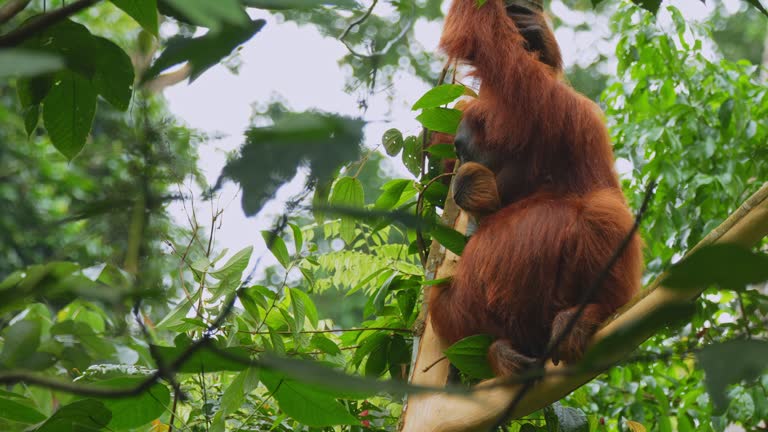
xmin=82 ymin=377 xmax=170 ymax=430
xmin=33 ymin=399 xmax=111 ymax=432
xmin=330 ymin=177 xmax=365 ymax=244
xmin=0 ymin=49 xmax=63 ymax=78
xmin=415 ymin=107 xmax=462 ymax=134
xmin=289 ymin=287 xmax=318 ymax=327
xmin=261 ymin=370 xmax=359 ymax=426
xmin=111 ymin=0 xmax=159 ymax=35
xmin=91 ymin=36 xmax=135 ymax=110
xmin=663 ymin=244 xmax=768 ymax=292
xmin=162 ymin=0 xmax=249 ymax=30
xmin=631 ymin=0 xmax=662 ymax=14
xmin=219 ymin=368 xmax=260 ymax=417
xmin=152 ymin=336 xmax=249 ymax=372
xmin=0 ymin=396 xmax=46 ymax=424
xmin=382 ymin=128 xmax=404 ymax=156
xmin=0 ymin=320 xmax=41 ymax=368
xmin=42 ymin=71 xmax=97 ymax=160
xmin=220 ymin=112 xmax=364 ymax=215
xmin=697 ymin=340 xmax=768 ymax=412
xmin=242 ymin=0 xmax=359 ymax=9
xmin=431 ymin=225 xmax=468 ymax=256
xmin=144 ymin=19 xmax=265 ymax=82
xmin=261 ymin=231 xmax=291 ymax=268
xmin=443 ymin=334 xmax=494 ymax=379
xmin=401 ymin=135 xmax=421 ymax=176
xmin=412 ymin=84 xmax=465 ymax=110
xmin=210 ymin=246 xmax=253 ymax=280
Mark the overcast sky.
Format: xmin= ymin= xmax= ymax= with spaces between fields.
xmin=163 ymin=0 xmax=717 ymax=274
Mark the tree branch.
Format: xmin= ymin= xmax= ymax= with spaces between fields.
xmin=0 ymin=0 xmax=31 ymax=25
xmin=0 ymin=0 xmax=99 ymax=48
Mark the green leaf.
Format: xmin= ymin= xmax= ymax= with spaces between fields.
xmin=152 ymin=337 xmax=249 ymax=372
xmin=238 ymin=285 xmax=269 ymax=322
xmin=431 ymin=224 xmax=468 ymax=256
xmin=374 ymin=179 xmax=414 ymax=210
xmin=91 ymin=36 xmax=135 ymax=110
xmin=221 ymin=112 xmax=364 ymax=215
xmin=34 ymin=399 xmax=111 ymax=432
xmin=210 ymin=246 xmax=253 ymax=280
xmin=415 ymin=107 xmax=462 ymax=134
xmin=0 ymin=396 xmax=47 ymax=424
xmin=663 ymin=244 xmax=768 ymax=292
xmin=630 ymin=0 xmax=662 ymax=14
xmin=23 ymin=105 xmax=40 ymax=136
xmin=364 ymin=338 xmax=389 ymax=377
xmin=310 ymin=334 xmax=342 ymax=355
xmin=443 ymin=334 xmax=494 ymax=379
xmin=242 ymin=0 xmax=358 ymax=9
xmin=162 ymin=0 xmax=249 ymax=30
xmin=382 ymin=128 xmax=404 ymax=156
xmin=745 ymin=0 xmax=768 ymax=17
xmin=144 ymin=19 xmax=265 ymax=82
xmin=0 ymin=320 xmax=41 ymax=368
xmin=155 ymin=290 xmax=201 ymax=329
xmin=289 ymin=287 xmax=318 ymax=327
xmin=426 ymin=143 xmax=457 ymax=159
xmin=412 ymin=84 xmax=465 ymax=110
xmin=402 ymin=135 xmax=421 ymax=177
xmin=261 ymin=232 xmax=291 ymax=268
xmin=42 ymin=71 xmax=97 ymax=160
xmin=111 ymin=0 xmax=159 ymax=35
xmin=220 ymin=368 xmax=260 ymax=416
xmin=330 ymin=176 xmax=365 ymax=244
xmin=289 ymin=222 xmax=303 ymax=254
xmin=697 ymin=340 xmax=768 ymax=412
xmin=0 ymin=49 xmax=63 ymax=78
xmin=583 ymin=303 xmax=694 ymax=366
xmin=87 ymin=377 xmax=170 ymax=430
xmin=552 ymin=402 xmax=589 ymax=432
xmin=261 ymin=370 xmax=359 ymax=426
xmin=387 ymin=334 xmax=410 ymax=379
xmin=718 ymin=98 xmax=734 ymax=131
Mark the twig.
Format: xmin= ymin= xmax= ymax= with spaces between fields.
xmin=339 ymin=0 xmax=378 ymax=41
xmin=0 ymin=0 xmax=99 ymax=48
xmin=489 ymin=179 xmax=657 ymax=430
xmin=168 ymin=385 xmax=179 ymax=432
xmin=340 ymin=2 xmax=414 ymax=59
xmin=421 ymin=355 xmax=447 ymax=373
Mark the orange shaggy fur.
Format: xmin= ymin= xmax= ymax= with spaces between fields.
xmin=428 ymin=0 xmax=643 ymax=374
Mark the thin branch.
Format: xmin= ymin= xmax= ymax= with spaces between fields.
xmin=421 ymin=355 xmax=447 ymax=373
xmin=0 ymin=0 xmax=31 ymax=25
xmin=490 ymin=179 xmax=657 ymax=430
xmin=339 ymin=0 xmax=378 ymax=41
xmin=0 ymin=0 xmax=99 ymax=48
xmin=246 ymin=327 xmax=411 ymax=335
xmin=340 ymin=2 xmax=414 ymax=59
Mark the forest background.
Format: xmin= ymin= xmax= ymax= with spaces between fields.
xmin=0 ymin=0 xmax=767 ymax=431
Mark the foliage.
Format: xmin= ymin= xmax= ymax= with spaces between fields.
xmin=0 ymin=0 xmax=767 ymax=432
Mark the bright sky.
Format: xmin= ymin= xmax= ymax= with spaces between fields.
xmin=164 ymin=0 xmax=717 ymax=273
